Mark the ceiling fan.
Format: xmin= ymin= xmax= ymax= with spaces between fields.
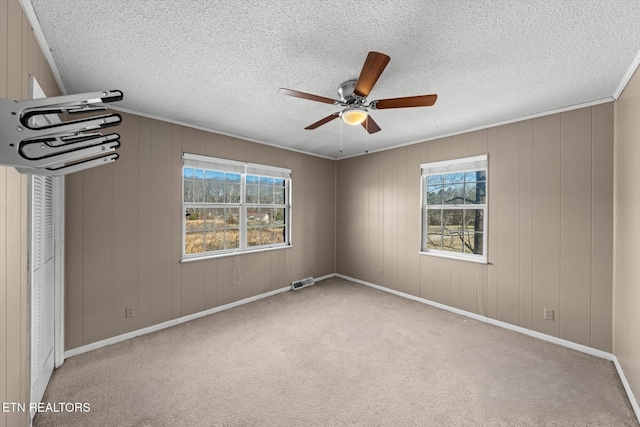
xmin=278 ymin=51 xmax=437 ymax=134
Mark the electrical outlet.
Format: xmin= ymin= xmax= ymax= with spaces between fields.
xmin=125 ymin=305 xmax=136 ymax=319
xmin=543 ymin=308 xmax=554 ymax=321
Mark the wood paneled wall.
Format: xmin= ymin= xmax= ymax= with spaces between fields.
xmin=614 ymin=67 xmax=640 ymax=407
xmin=64 ymin=113 xmax=336 ymax=350
xmin=337 ymin=103 xmax=614 ymax=352
xmin=0 ymin=1 xmax=62 ymax=426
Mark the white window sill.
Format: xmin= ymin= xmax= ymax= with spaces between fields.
xmin=418 ymin=251 xmax=487 ymax=264
xmin=181 ymin=244 xmax=291 ymax=263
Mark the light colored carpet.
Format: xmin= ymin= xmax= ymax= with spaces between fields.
xmin=35 ymin=277 xmax=638 ymax=426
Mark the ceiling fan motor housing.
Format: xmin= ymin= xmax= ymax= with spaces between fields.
xmin=338 ymin=79 xmax=358 ymax=103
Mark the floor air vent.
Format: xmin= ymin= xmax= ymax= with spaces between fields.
xmin=291 ymin=277 xmax=315 ymax=291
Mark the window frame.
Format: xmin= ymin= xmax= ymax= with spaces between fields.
xmin=420 ymin=155 xmax=488 ymax=264
xmin=182 ymin=153 xmax=291 ymax=262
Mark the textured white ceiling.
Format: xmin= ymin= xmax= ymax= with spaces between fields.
xmin=29 ymin=0 xmax=640 ymax=159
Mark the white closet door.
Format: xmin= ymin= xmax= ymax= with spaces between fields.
xmin=30 ymin=173 xmax=56 ymax=407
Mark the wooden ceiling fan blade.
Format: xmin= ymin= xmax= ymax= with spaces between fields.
xmin=362 ymin=115 xmax=381 ymax=134
xmin=373 ymin=94 xmax=438 ymax=109
xmin=305 ymin=113 xmax=340 ymax=130
xmin=353 ymin=52 xmax=391 ymax=98
xmin=278 ymin=88 xmax=337 ymax=105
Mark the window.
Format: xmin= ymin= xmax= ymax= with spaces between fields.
xmin=182 ymin=153 xmax=291 ymax=260
xmin=421 ymin=155 xmax=487 ymax=263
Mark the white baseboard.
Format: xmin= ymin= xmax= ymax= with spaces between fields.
xmin=336 ymin=274 xmax=612 ymax=359
xmin=65 ymin=285 xmax=290 ymax=358
xmin=614 ymin=357 xmax=640 ymax=422
xmin=66 ymin=273 xmax=336 ymax=359
xmin=335 ymin=273 xmax=640 ymax=423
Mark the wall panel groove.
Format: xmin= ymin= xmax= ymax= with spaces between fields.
xmin=560 ymin=108 xmax=593 ymax=346
xmin=591 ymin=103 xmax=613 ymax=352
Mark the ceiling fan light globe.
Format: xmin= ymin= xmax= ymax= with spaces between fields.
xmin=341 ymin=108 xmax=368 ymax=126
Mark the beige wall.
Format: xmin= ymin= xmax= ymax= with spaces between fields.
xmin=64 ymin=113 xmax=336 ymax=350
xmin=614 ymin=67 xmax=640 ymax=405
xmin=0 ymin=1 xmax=62 ymax=426
xmin=337 ymin=103 xmax=614 ymax=352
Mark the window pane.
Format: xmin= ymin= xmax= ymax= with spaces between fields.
xmin=205 ymin=170 xmax=224 ymax=181
xmin=426 ymin=209 xmax=442 ymax=250
xmin=247 ymin=175 xmax=259 ymax=184
xmin=225 ymin=183 xmax=240 ymax=203
xmin=260 ymin=176 xmax=274 ymax=186
xmin=226 ymin=173 xmax=241 ymax=183
xmin=426 ymin=234 xmax=441 ymax=250
xmin=184 ymin=167 xmax=194 ymax=179
xmin=476 ymin=181 xmax=487 ymax=204
xmin=443 ymin=209 xmax=463 ymax=227
xmin=203 ymin=208 xmax=213 ymax=230
xmin=247 ymin=228 xmax=259 ymax=247
xmin=427 ymin=175 xmax=443 ymax=186
xmin=226 ymin=208 xmax=240 ymax=226
xmin=427 ymin=209 xmax=442 ymax=228
xmin=427 ymin=185 xmax=442 ymax=205
xmin=193 ymin=180 xmax=204 ymax=203
xmin=463 ymin=232 xmax=484 ymax=255
xmin=246 ymin=184 xmax=258 ymax=204
xmin=245 ymin=208 xmax=283 ymax=247
xmin=185 ymin=208 xmax=204 ymax=231
xmin=442 ymin=234 xmax=464 ymax=252
xmin=194 ymin=169 xmax=204 ymax=180
xmin=184 ymin=180 xmax=194 ymax=202
xmin=442 ymin=209 xmax=464 ymax=253
xmin=225 ymin=229 xmax=240 ymax=249
xmin=274 ymin=186 xmax=285 ymax=204
xmin=274 ymin=208 xmax=285 ymax=224
xmin=465 ymin=182 xmax=486 ymax=204
xmin=260 ymin=228 xmax=275 ymax=245
xmin=247 ymin=207 xmax=262 ymax=247
xmin=444 ymin=173 xmax=464 ymax=184
xmin=464 ymin=171 xmax=477 ymax=182
xmin=464 ymin=209 xmax=484 ymax=232
xmin=274 ymin=178 xmax=285 ymax=187
xmin=203 ymin=208 xmax=220 ymax=230
xmin=205 ymin=181 xmax=223 ymax=203
xmin=185 ymin=231 xmax=204 ymax=254
xmin=205 ymin=231 xmax=224 ymax=252
xmin=247 ymin=208 xmax=260 ymax=226
xmin=465 ymin=183 xmax=476 ymax=204
xmin=260 ymin=185 xmax=274 ymax=204
xmin=204 ymin=181 xmax=214 ymax=203
xmin=474 ymin=232 xmax=484 ymax=255
xmin=259 ymin=208 xmax=274 ymax=224
xmin=443 ymin=184 xmax=464 ymax=204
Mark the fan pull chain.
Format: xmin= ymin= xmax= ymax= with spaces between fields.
xmin=339 ymin=119 xmax=343 ymax=154
xmin=365 ymin=117 xmax=369 ymax=154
